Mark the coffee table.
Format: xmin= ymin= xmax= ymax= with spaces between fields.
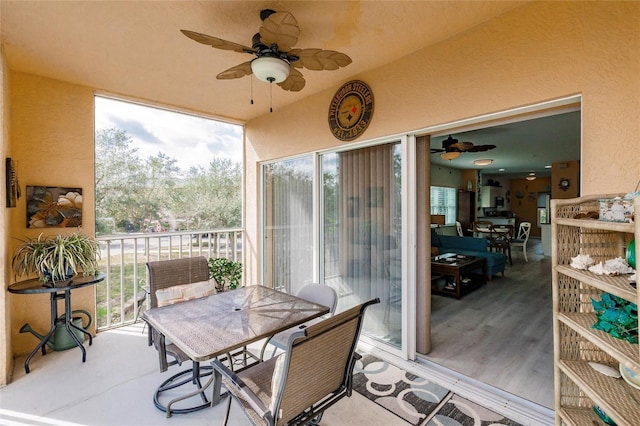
xmin=431 ymin=253 xmax=486 ymax=299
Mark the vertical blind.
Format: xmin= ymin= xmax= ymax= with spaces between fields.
xmin=263 ymin=157 xmax=314 ymax=294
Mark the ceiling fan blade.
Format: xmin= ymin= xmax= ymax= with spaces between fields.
xmin=430 ymin=148 xmax=445 ymax=153
xmin=181 ymin=29 xmax=255 ymax=54
xmin=468 ymin=144 xmax=496 ymax=152
xmin=277 ymin=68 xmax=305 ymax=92
xmin=259 ymin=12 xmax=300 ymax=51
xmin=288 ymin=48 xmax=352 ymax=71
xmin=216 ymin=61 xmax=253 ymax=80
xmin=449 ymin=141 xmax=474 ymax=151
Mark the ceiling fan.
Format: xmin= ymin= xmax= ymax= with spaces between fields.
xmin=431 ymin=135 xmax=496 ymax=160
xmin=181 ymin=9 xmax=352 ymax=92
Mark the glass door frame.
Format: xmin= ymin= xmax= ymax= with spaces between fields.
xmin=261 ymin=135 xmax=417 ymax=361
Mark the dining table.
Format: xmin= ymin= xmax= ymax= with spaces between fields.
xmin=468 ymin=225 xmax=512 ymax=238
xmin=142 ymin=285 xmax=330 ymax=417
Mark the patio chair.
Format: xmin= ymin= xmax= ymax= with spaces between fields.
xmin=212 ymin=298 xmax=380 ymax=426
xmin=511 ymin=221 xmax=532 ymax=262
xmin=259 ymin=283 xmax=338 ymax=360
xmin=146 ymin=256 xmax=215 ymax=413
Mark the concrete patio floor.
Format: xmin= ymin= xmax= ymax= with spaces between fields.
xmin=0 ymin=323 xmax=405 ymax=426
xmin=0 ymin=322 xmax=553 ymax=425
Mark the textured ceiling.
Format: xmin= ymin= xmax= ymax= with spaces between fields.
xmin=1 ymin=1 xmax=527 ymax=123
xmin=2 ymin=1 xmax=579 ymax=177
xmin=430 ymin=109 xmax=581 ymax=178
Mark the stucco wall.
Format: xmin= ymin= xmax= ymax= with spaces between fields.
xmin=1 ymin=1 xmax=638 ymax=370
xmin=8 ymin=72 xmax=96 ymax=358
xmin=243 ymin=2 xmax=640 ymax=350
xmin=1 ymin=42 xmax=11 ymax=386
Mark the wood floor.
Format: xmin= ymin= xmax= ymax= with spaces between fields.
xmin=424 ymin=238 xmax=555 ymax=409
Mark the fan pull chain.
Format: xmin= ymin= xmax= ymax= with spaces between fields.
xmin=250 ymin=76 xmax=254 ymax=105
xmin=268 ymin=76 xmax=275 ymax=113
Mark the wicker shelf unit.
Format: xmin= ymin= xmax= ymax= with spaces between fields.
xmin=551 ymin=194 xmax=639 ymax=426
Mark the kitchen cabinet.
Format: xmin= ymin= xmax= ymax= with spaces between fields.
xmin=480 ymin=186 xmax=501 ymax=207
xmin=551 ymin=194 xmax=639 ymax=425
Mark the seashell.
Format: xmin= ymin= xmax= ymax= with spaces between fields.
xmin=588 ymin=257 xmax=634 ymax=275
xmin=604 ymin=257 xmax=633 ymax=275
xmin=588 ymin=262 xmax=606 ymax=275
xmin=588 ymin=362 xmax=622 ymax=378
xmin=571 ymin=254 xmax=594 ymax=270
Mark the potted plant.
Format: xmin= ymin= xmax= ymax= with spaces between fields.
xmin=12 ymin=231 xmax=101 ymax=286
xmin=207 ymin=257 xmax=242 ymax=292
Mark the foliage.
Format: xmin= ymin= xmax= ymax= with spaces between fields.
xmin=95 ymin=128 xmax=242 ymax=234
xmin=592 ymin=293 xmax=638 ymax=344
xmin=172 ymin=158 xmax=242 ymax=229
xmin=208 ymin=257 xmax=242 ymax=291
xmin=12 ymin=232 xmax=101 ymax=284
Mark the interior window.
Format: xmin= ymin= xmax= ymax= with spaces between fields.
xmin=430 ymin=186 xmax=456 ymax=224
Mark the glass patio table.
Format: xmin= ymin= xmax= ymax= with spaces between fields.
xmin=142 ymin=285 xmax=330 ymax=417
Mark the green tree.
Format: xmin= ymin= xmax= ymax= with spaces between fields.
xmin=96 ymin=128 xmax=242 ymax=234
xmin=173 ymin=158 xmax=242 ymax=229
xmin=95 ymin=129 xmax=181 ymax=234
xmin=134 ymin=153 xmax=180 ymax=231
xmin=95 ymin=128 xmax=145 ymax=234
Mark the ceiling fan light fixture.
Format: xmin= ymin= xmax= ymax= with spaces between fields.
xmin=251 ymin=57 xmax=290 ymax=83
xmin=440 ymin=151 xmax=461 ymax=161
xmin=526 ymin=176 xmax=537 ymax=181
xmin=473 ymin=158 xmax=493 ymax=166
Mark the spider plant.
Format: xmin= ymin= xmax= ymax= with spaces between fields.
xmin=12 ymin=232 xmax=101 ymax=285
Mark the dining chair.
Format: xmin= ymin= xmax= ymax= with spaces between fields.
xmin=259 ymin=283 xmax=338 ymax=360
xmin=487 ymin=224 xmax=514 ymax=265
xmin=213 ymin=298 xmax=380 ymax=426
xmin=472 ymin=220 xmax=494 ymax=238
xmin=511 ymin=221 xmax=532 ymax=262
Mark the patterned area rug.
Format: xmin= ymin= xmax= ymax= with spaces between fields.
xmin=352 ymin=355 xmax=523 ymax=426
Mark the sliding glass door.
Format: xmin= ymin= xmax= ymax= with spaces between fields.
xmin=262 ymin=156 xmax=314 ymax=295
xmin=263 ymin=142 xmax=403 ymax=348
xmin=321 ymin=143 xmax=403 ymax=347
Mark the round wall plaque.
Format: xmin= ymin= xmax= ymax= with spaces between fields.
xmin=328 ymin=80 xmax=374 ymax=141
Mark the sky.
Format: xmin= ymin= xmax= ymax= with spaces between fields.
xmin=94 ymin=96 xmax=243 ymax=172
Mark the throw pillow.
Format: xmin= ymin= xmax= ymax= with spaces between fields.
xmin=155 ymin=280 xmax=216 ymax=307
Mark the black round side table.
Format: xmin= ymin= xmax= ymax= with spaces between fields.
xmin=8 ymin=274 xmax=105 ymax=373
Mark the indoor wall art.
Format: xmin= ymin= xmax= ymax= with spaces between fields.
xmin=26 ymin=186 xmax=83 ymax=228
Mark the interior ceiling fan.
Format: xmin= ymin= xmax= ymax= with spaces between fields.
xmin=431 ymin=135 xmax=496 ymax=155
xmin=181 ymin=9 xmax=352 ymax=92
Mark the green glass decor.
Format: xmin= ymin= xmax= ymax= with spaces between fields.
xmin=627 ymin=239 xmax=635 ymax=269
xmin=591 ymin=293 xmax=638 ymax=344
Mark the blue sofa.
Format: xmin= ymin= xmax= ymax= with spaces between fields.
xmin=431 ymin=231 xmax=507 ymax=279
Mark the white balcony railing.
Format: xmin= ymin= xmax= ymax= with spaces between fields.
xmin=95 ymin=229 xmax=242 ymax=330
